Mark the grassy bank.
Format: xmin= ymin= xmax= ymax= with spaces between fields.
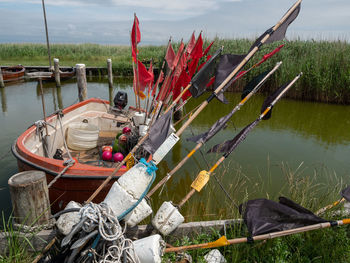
xmin=164 ymin=162 xmax=350 ymax=262
xmin=1 ymin=39 xmax=350 ymax=103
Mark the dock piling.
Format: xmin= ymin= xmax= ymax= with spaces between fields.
xmin=53 ymin=58 xmax=61 ymax=87
xmin=107 ymin=58 xmax=113 ymax=89
xmin=0 ymin=67 xmax=4 ymax=88
xmin=76 ymin=64 xmax=87 ymax=101
xmin=8 ymin=171 xmax=51 ymax=226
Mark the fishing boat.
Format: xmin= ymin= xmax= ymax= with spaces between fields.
xmin=25 ymin=67 xmax=75 ymax=81
xmin=12 ymin=97 xmax=140 ymax=212
xmin=1 ymin=65 xmax=25 ymax=82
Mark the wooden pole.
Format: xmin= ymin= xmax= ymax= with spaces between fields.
xmin=39 ymin=78 xmax=49 ymax=136
xmin=0 ymin=85 xmax=7 ymax=113
xmin=8 ymin=171 xmax=51 ymax=226
xmin=165 ymin=219 xmax=350 ymax=253
xmin=53 ymin=58 xmax=60 ymax=87
xmin=41 ymin=0 xmax=52 ymax=69
xmin=76 ymin=64 xmax=87 ymax=102
xmin=0 ymin=67 xmax=4 ymax=88
xmin=107 ymin=58 xmax=113 ymax=89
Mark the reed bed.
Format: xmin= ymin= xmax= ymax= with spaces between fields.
xmin=1 ymin=39 xmax=349 ymax=103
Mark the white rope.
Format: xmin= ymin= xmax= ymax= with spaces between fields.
xmin=79 ymin=203 xmax=140 ymax=263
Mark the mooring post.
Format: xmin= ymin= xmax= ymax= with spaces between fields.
xmin=76 ymin=63 xmax=87 ymax=101
xmin=8 ymin=171 xmax=51 ymax=226
xmin=53 ymin=58 xmax=61 ymax=87
xmin=107 ymin=58 xmax=113 ymax=89
xmin=0 ymin=67 xmax=5 ymax=88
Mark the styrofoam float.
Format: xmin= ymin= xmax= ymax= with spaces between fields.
xmin=133 ymin=234 xmax=165 ymax=263
xmin=56 ymin=201 xmax=82 ymax=235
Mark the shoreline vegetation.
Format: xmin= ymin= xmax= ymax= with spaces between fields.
xmin=1 ymin=39 xmax=350 ymax=104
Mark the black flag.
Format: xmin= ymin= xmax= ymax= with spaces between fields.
xmin=260 ymin=81 xmax=291 ymax=120
xmin=239 ymin=197 xmax=327 ymax=236
xmin=249 ymin=3 xmax=301 ymax=52
xmin=213 ymin=54 xmax=247 ymax=103
xmin=341 ymin=186 xmax=350 ymax=202
xmin=241 ymin=70 xmax=270 ymax=100
xmin=207 ymin=120 xmax=259 ymax=155
xmin=142 ymin=109 xmax=173 ymax=154
xmin=189 ymin=47 xmax=223 ymax=98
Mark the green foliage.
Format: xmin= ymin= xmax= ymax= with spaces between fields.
xmin=0 ymin=39 xmax=349 ymax=102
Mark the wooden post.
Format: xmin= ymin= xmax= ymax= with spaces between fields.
xmin=53 ymin=58 xmax=61 ymax=87
xmin=107 ymin=58 xmax=113 ymax=89
xmin=8 ymin=171 xmax=51 ymax=226
xmin=76 ymin=64 xmax=87 ymax=101
xmin=0 ymin=67 xmax=4 ymax=89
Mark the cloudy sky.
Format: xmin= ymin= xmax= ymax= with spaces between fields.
xmin=0 ymin=0 xmax=349 ymax=45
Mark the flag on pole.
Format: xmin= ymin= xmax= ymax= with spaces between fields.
xmin=203 ymin=41 xmax=214 ymax=56
xmin=257 ymin=44 xmax=284 ymax=66
xmin=189 ymin=47 xmax=223 ymax=98
xmin=165 ymin=43 xmax=176 ymax=70
xmin=136 ymin=60 xmax=154 ymax=92
xmin=260 ymin=81 xmax=291 ymax=120
xmin=241 ymin=70 xmax=270 ymax=100
xmin=186 ymin=31 xmax=196 ymax=55
xmin=142 ymin=109 xmax=173 ymax=154
xmin=190 ymin=33 xmax=203 ymax=60
xmin=239 ymin=197 xmax=326 ymax=236
xmin=131 ymin=15 xmax=141 ymax=61
xmin=341 ymin=186 xmax=350 ymax=202
xmin=249 ymin=3 xmax=301 ymax=52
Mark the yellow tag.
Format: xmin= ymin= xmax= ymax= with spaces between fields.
xmin=125 ymin=154 xmax=135 ymax=170
xmin=191 ymin=170 xmax=210 ymax=192
xmin=204 ymin=236 xmax=230 ymax=249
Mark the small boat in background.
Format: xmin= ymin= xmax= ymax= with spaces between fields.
xmin=2 ymin=65 xmax=25 ymax=82
xmin=12 ymin=98 xmax=139 ymax=212
xmin=25 ymin=67 xmax=75 ymax=81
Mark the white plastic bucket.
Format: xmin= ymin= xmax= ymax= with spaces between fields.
xmin=67 ymin=122 xmax=99 ymax=150
xmin=152 ymin=201 xmax=184 ymax=236
xmin=133 ymin=234 xmax=165 ymax=263
xmin=133 ymin=112 xmax=145 ymax=126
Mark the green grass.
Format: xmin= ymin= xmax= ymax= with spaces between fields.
xmin=163 ymin=162 xmax=350 ymax=262
xmin=1 ymin=39 xmax=350 ymax=102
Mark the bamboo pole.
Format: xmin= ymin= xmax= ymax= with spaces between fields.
xmin=175 ymin=73 xmax=302 ymax=209
xmin=148 ymin=62 xmax=283 ymax=197
xmin=134 ymin=13 xmax=141 ymax=113
xmin=165 ymin=219 xmax=350 ymax=253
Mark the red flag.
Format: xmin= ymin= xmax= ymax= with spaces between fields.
xmin=151 ymin=70 xmax=163 ymax=97
xmin=236 ymin=70 xmax=247 ymax=80
xmin=165 ymin=44 xmax=176 ymax=70
xmin=174 ymin=52 xmax=187 ymax=77
xmin=131 ymin=15 xmax=141 ymax=61
xmin=257 ymin=44 xmax=284 ymax=66
xmin=137 ymin=60 xmax=153 ymax=92
xmin=173 ymin=70 xmax=191 ymax=100
xmin=182 ymin=89 xmax=192 ymax=101
xmin=190 ymin=33 xmax=203 ymax=59
xmin=203 ymin=41 xmax=214 ymax=56
xmin=173 ymin=42 xmax=184 ymax=68
xmin=186 ymin=31 xmax=196 ymax=55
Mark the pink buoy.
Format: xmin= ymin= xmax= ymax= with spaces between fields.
xmin=113 ymin=152 xmax=124 ymax=162
xmin=122 ymin=165 xmax=127 ymax=169
xmin=102 ymin=151 xmax=113 ymax=161
xmin=122 ymin=127 xmax=131 ymax=134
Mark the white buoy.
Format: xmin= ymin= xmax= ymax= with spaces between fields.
xmin=204 ymin=249 xmax=227 ymax=263
xmin=152 ymin=201 xmax=184 ymax=236
xmin=103 ymin=182 xmax=137 ymax=218
xmin=118 ymin=162 xmax=154 ymax=199
xmin=56 ymin=201 xmax=82 ymax=235
xmin=139 ymin=124 xmax=149 ymax=137
xmin=133 ymin=234 xmax=165 ymax=263
xmin=124 ymin=199 xmax=152 ymax=227
xmin=133 ymin=112 xmax=145 ymax=126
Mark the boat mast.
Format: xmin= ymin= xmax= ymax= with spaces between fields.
xmin=41 ymin=0 xmax=52 ymax=69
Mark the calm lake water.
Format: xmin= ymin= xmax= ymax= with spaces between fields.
xmin=1 ymin=78 xmax=350 ymax=221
